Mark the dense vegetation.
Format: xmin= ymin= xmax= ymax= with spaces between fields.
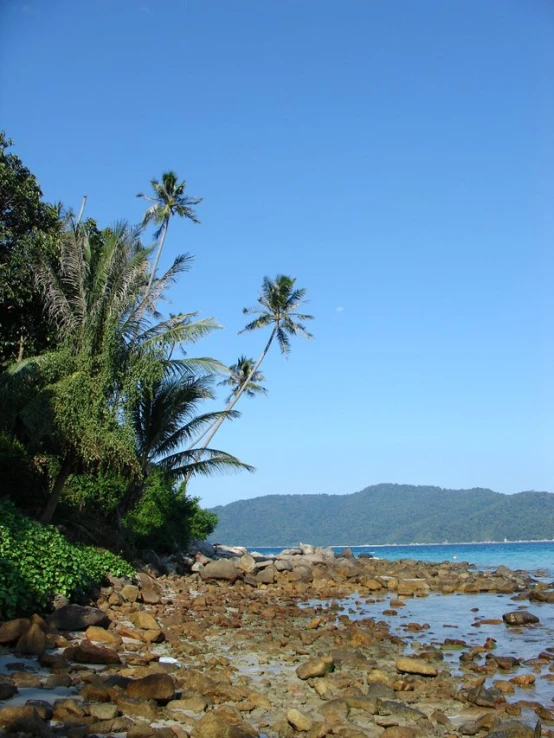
xmin=0 ymin=131 xmax=313 ymax=606
xmin=210 ymin=483 xmax=554 ymax=546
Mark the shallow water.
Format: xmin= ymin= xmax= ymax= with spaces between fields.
xmin=323 ymin=591 xmax=554 ymax=709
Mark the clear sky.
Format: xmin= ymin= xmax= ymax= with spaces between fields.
xmin=2 ymin=0 xmax=553 ymax=507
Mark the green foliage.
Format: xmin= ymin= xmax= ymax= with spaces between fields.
xmin=210 ymin=484 xmax=554 ymax=547
xmin=0 ymin=132 xmax=61 ymax=366
xmin=0 ymin=500 xmax=134 ymax=618
xmin=123 ymin=472 xmax=218 ymax=552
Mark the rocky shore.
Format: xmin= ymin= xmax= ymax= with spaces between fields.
xmin=1 ymin=543 xmax=554 ymax=738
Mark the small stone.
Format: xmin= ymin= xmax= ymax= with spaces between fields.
xmin=67 ymin=640 xmax=121 ymax=664
xmin=130 ymin=610 xmax=160 ymax=630
xmin=396 ymin=657 xmax=438 ymax=676
xmin=88 ymin=702 xmax=120 ymax=720
xmin=0 ymin=676 xmax=18 ymax=700
xmin=296 ymin=657 xmax=334 ymax=680
xmin=509 ymin=674 xmax=535 ymax=686
xmin=287 ymin=708 xmax=314 ymax=732
xmin=121 ymin=584 xmax=140 ymax=602
xmin=85 ymin=625 xmax=122 ymax=646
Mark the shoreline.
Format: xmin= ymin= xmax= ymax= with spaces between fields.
xmin=248 ymin=539 xmax=554 ymax=548
xmin=2 ymin=545 xmax=554 ymax=736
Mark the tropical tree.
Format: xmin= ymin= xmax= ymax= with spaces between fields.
xmin=0 ymin=132 xmax=62 ymax=366
xmin=119 ymin=368 xmax=253 ymax=515
xmin=1 ymin=219 xmax=217 ymax=523
xmin=217 ymin=355 xmax=268 ymax=403
xmin=186 ymin=275 xmax=313 ymax=454
xmin=137 ymin=171 xmax=202 ymax=297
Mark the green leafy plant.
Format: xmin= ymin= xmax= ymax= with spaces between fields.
xmin=0 ymin=500 xmax=134 ymax=618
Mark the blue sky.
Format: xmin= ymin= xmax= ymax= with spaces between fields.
xmin=2 ymin=0 xmax=553 ymax=507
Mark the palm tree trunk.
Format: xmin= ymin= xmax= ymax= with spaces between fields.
xmin=145 ymin=217 xmax=169 ymax=297
xmin=39 ymin=453 xmax=72 ymax=524
xmin=184 ymin=327 xmax=277 ymax=468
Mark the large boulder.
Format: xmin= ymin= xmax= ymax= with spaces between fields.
xmin=199 ymin=559 xmax=240 ymax=582
xmin=47 ymin=604 xmax=111 ymax=630
xmin=126 ymin=673 xmax=175 ymax=702
xmin=0 ymin=618 xmax=31 ymax=644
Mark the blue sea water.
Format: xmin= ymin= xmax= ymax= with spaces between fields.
xmin=251 ymin=541 xmax=554 ymax=577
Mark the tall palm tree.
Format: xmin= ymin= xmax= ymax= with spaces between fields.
xmin=217 ymin=355 xmax=268 ymax=403
xmin=119 ymin=370 xmax=253 ymax=514
xmin=186 ymin=275 xmax=313 ymax=454
xmin=137 ymin=171 xmax=202 ymax=297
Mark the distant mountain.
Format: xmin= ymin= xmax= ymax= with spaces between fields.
xmin=209 ymin=483 xmax=554 ymax=546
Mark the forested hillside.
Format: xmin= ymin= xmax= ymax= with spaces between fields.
xmin=210 ymin=483 xmax=554 ymax=546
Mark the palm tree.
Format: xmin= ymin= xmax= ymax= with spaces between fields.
xmin=2 ymin=219 xmax=219 ymax=523
xmin=137 ymin=171 xmax=202 ymax=297
xmin=218 ymin=355 xmax=268 ymax=403
xmin=186 ymin=275 xmax=313 ymax=454
xmin=119 ymin=370 xmax=253 ymax=515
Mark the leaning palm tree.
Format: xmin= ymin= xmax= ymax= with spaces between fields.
xmin=186 ymin=275 xmax=313 ymax=454
xmin=137 ymin=171 xmax=202 ymax=297
xmin=118 ymin=370 xmax=253 ymax=514
xmin=218 ymin=355 xmax=268 ymax=403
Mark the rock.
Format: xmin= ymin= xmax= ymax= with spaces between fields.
xmin=381 ymin=729 xmax=421 ymax=738
xmin=89 ymin=702 xmax=120 ymax=720
xmin=487 ymin=720 xmax=534 ymax=738
xmin=237 ymin=553 xmax=257 ymax=573
xmin=16 ymin=622 xmax=46 ymax=655
xmin=396 ymin=657 xmax=438 ymax=676
xmin=503 ymin=611 xmax=540 ymax=626
xmin=0 ymin=705 xmax=51 ymax=737
xmin=89 ymin=716 xmax=134 ymax=734
xmin=115 ymin=694 xmax=159 ymax=720
xmin=199 ymin=559 xmax=240 ymax=582
xmin=168 ymin=694 xmax=211 ymax=712
xmin=126 ymin=673 xmax=175 ymax=702
xmin=67 ymin=640 xmax=121 ymax=664
xmin=496 ymin=565 xmax=513 ymax=576
xmin=0 ymin=617 xmax=31 ymax=644
xmin=0 ymin=675 xmax=18 ymax=700
xmin=396 ymin=579 xmax=430 ymax=596
xmin=377 ymin=700 xmax=426 ymax=721
xmin=130 ymin=610 xmax=160 ymax=630
xmin=256 ymin=564 xmax=277 ymax=584
xmin=121 ymin=584 xmax=140 ymax=602
xmin=137 ymin=572 xmax=162 ymax=604
xmin=296 ymin=657 xmax=334 ymax=679
xmin=287 ymin=708 xmax=314 ymax=732
xmin=300 ymin=543 xmax=315 ymax=555
xmin=85 ymin=624 xmax=122 ymax=645
xmin=509 ymin=673 xmax=535 ymax=686
xmin=46 ymin=604 xmax=111 ymax=630
xmin=318 ymin=698 xmax=350 ymax=722
xmin=192 ymin=711 xmax=257 ymax=738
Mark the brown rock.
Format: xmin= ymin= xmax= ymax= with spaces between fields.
xmin=199 ymin=559 xmax=240 ymax=582
xmin=15 ymin=622 xmax=46 ymax=655
xmin=47 ymin=604 xmax=111 ymax=630
xmin=396 ymin=657 xmax=438 ymax=676
xmin=256 ymin=564 xmax=277 ymax=584
xmin=318 ymin=699 xmax=350 ymax=722
xmin=0 ymin=617 xmax=31 ymax=644
xmin=121 ymin=583 xmax=140 ymax=602
xmin=168 ymin=694 xmax=211 ymax=712
xmin=130 ymin=610 xmax=160 ymax=630
xmin=137 ymin=572 xmax=162 ymax=604
xmin=88 ymin=702 xmax=120 ymax=720
xmin=67 ymin=640 xmax=121 ymax=664
xmin=192 ymin=712 xmax=257 ymax=738
xmin=115 ymin=694 xmax=159 ymax=720
xmin=287 ymin=708 xmax=314 ymax=732
xmin=486 ymin=720 xmax=534 ymax=737
xmin=0 ymin=705 xmax=51 ymax=737
xmin=381 ymin=729 xmax=421 ymax=738
xmin=126 ymin=673 xmax=175 ymax=702
xmin=85 ymin=624 xmax=122 ymax=645
xmin=296 ymin=657 xmax=334 ymax=680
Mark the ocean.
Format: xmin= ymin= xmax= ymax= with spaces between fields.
xmin=251 ymin=541 xmax=554 ymax=577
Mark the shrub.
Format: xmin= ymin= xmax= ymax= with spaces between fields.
xmin=123 ymin=473 xmax=218 ymax=552
xmin=0 ymin=499 xmax=134 ymax=618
